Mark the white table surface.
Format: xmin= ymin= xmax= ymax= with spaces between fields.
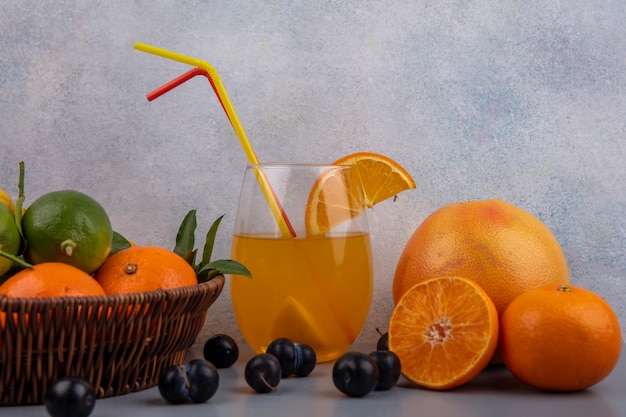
xmin=4 ymin=343 xmax=626 ymax=417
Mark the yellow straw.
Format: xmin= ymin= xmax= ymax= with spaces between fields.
xmin=134 ymin=42 xmax=295 ymax=238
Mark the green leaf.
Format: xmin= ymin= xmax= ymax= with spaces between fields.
xmin=110 ymin=231 xmax=132 ymax=255
xmin=201 ymin=215 xmax=224 ymax=268
xmin=174 ymin=210 xmax=197 ymax=259
xmin=197 ymin=259 xmax=252 ymax=280
xmin=196 ymin=267 xmax=222 ymax=283
xmin=183 ymin=249 xmax=197 ymax=266
xmin=171 ymin=211 xmax=251 ymax=283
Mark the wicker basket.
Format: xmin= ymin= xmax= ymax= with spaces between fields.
xmin=0 ymin=275 xmax=224 ymax=405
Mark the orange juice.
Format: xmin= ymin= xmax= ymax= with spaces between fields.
xmin=231 ymin=232 xmax=372 ymax=362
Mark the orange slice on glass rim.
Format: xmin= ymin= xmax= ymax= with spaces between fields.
xmin=388 ymin=276 xmax=499 ymax=390
xmin=334 ymin=152 xmax=416 ymax=207
xmin=304 ymin=152 xmax=415 ymax=236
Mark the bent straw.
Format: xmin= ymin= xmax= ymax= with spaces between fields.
xmin=134 ymin=42 xmax=296 ymax=237
xmin=145 ymin=66 xmax=360 ymax=343
xmin=145 ymin=67 xmax=296 ymax=238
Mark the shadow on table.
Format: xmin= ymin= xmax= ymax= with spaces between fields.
xmin=388 ymin=364 xmax=622 ymax=417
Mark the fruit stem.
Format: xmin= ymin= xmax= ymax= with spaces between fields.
xmin=557 ymin=285 xmax=572 ymax=292
xmin=0 ymin=247 xmax=34 ymax=269
xmin=61 ymin=239 xmax=77 ymax=257
xmin=180 ymin=365 xmax=191 ymax=391
xmin=258 ymin=373 xmax=277 ymax=392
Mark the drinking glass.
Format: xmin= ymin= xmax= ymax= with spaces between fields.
xmin=230 ymin=164 xmax=373 ymax=362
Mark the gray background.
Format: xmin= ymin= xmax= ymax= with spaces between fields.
xmin=1 ymin=0 xmax=624 ymax=347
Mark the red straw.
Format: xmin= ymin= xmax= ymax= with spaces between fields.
xmin=146 ymin=68 xmax=232 ymax=125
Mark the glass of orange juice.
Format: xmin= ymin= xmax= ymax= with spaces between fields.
xmin=230 ymin=164 xmax=372 ymax=362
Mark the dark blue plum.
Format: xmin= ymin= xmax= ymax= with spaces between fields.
xmin=266 ymin=337 xmax=316 ymax=378
xmin=293 ymin=343 xmax=317 ymax=377
xmin=188 ymin=359 xmax=220 ymax=402
xmin=245 ymin=354 xmax=281 ymax=393
xmin=332 ymin=352 xmax=379 ymax=397
xmin=369 ymin=350 xmax=401 ymax=390
xmin=158 ymin=359 xmax=219 ymax=404
xmin=158 ymin=365 xmax=188 ymax=404
xmin=203 ymin=333 xmax=239 ymax=368
xmin=45 ymin=376 xmax=96 ymax=417
xmin=376 ymin=328 xmax=389 ymax=351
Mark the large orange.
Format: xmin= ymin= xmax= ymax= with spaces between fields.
xmin=388 ymin=276 xmax=498 ymax=390
xmin=94 ymin=246 xmax=197 ymax=295
xmin=500 ymin=284 xmax=621 ymax=391
xmin=393 ymin=199 xmax=570 ymax=317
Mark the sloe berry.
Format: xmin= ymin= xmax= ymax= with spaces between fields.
xmin=376 ymin=328 xmax=389 ymax=350
xmin=45 ymin=376 xmax=96 ymax=417
xmin=369 ymin=350 xmax=401 ymax=390
xmin=332 ymin=352 xmax=379 ymax=397
xmin=203 ymin=333 xmax=239 ymax=368
xmin=158 ymin=359 xmax=219 ymax=404
xmin=245 ymin=354 xmax=282 ymax=393
xmin=266 ymin=337 xmax=317 ymax=378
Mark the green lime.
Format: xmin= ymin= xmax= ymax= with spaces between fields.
xmin=22 ymin=190 xmax=113 ymax=274
xmin=0 ymin=203 xmax=21 ymax=276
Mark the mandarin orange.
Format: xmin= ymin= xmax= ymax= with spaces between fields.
xmin=0 ymin=262 xmax=106 ymax=327
xmin=94 ymin=246 xmax=197 ymax=295
xmin=0 ymin=262 xmax=106 ymax=298
xmin=500 ymin=284 xmax=621 ymax=391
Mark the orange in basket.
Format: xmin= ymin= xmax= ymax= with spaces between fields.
xmin=0 ymin=262 xmax=106 ymax=298
xmin=0 ymin=262 xmax=106 ymax=325
xmin=94 ymin=246 xmax=198 ymax=319
xmin=95 ymin=246 xmax=197 ymax=294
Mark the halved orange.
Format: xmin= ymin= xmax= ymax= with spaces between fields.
xmin=305 ymin=152 xmax=415 ymax=236
xmin=388 ymin=276 xmax=498 ymax=390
